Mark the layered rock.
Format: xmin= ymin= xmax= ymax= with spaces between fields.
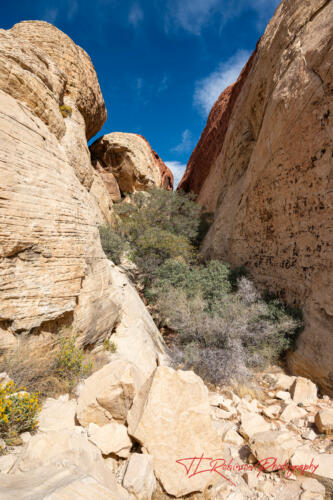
xmin=90 ymin=132 xmax=168 ymax=193
xmin=179 ymin=0 xmax=333 ymax=394
xmin=0 ymin=22 xmax=167 ymax=373
xmin=10 ymin=20 xmax=106 ymax=141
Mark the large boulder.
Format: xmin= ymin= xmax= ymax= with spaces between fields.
xmin=249 ymin=431 xmax=300 ymax=470
xmin=11 ymin=429 xmax=129 ymax=497
xmin=76 ymin=359 xmax=145 ymax=427
xmin=0 ymin=29 xmax=66 ymax=140
xmin=10 ymin=20 xmax=106 ymax=141
xmin=0 ymin=465 xmax=129 ymax=500
xmin=178 ymin=0 xmax=333 ymax=395
xmin=127 ymin=366 xmax=227 ymax=497
xmin=88 ymin=422 xmax=132 ymax=457
xmin=90 ymin=132 xmax=164 ymax=193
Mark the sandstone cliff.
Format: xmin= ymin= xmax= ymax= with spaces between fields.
xmin=179 ymin=0 xmax=333 ymax=394
xmin=90 ymin=132 xmax=173 ymax=193
xmin=0 ymin=21 xmax=166 ymax=377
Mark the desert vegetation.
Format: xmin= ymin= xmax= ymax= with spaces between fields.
xmin=100 ymin=188 xmax=302 ymax=384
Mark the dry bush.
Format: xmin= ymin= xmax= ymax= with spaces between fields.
xmin=0 ymin=333 xmax=93 ymax=399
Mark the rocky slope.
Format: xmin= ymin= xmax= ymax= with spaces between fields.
xmin=90 ymin=132 xmax=173 ymax=193
xmin=0 ymin=21 xmax=167 ymax=376
xmin=1 ymin=365 xmax=332 ymax=499
xmin=179 ymin=0 xmax=333 ymax=395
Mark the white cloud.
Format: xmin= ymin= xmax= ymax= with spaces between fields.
xmin=193 ymin=49 xmax=251 ymax=116
xmin=163 ymin=0 xmax=279 ymax=36
xmin=43 ymin=7 xmax=59 ymax=23
xmin=165 ymin=161 xmax=187 ymax=189
xmin=164 ymin=0 xmax=219 ymax=35
xmin=67 ymin=0 xmax=78 ymax=20
xmin=129 ymin=3 xmax=144 ymax=27
xmin=172 ymin=129 xmax=193 ymax=154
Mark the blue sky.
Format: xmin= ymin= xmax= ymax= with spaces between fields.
xmin=0 ymin=0 xmax=279 ymax=186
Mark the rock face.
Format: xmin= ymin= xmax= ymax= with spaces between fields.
xmin=10 ymin=20 xmax=107 ymax=141
xmin=179 ymin=0 xmax=333 ymax=395
xmin=90 ymin=132 xmax=167 ymax=193
xmin=127 ymin=366 xmax=226 ymax=497
xmin=0 ymin=21 xmax=167 ymax=371
xmin=137 ymin=134 xmax=174 ymax=191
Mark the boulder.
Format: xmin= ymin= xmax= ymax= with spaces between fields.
xmin=88 ymin=422 xmax=132 ymax=458
xmin=10 ymin=20 xmax=106 ymax=140
xmin=122 ymin=453 xmax=156 ymax=500
xmin=38 ymin=397 xmax=77 ymax=432
xmin=0 ymin=455 xmax=16 ymax=474
xmin=280 ymin=403 xmax=308 ymax=423
xmin=276 ymin=391 xmax=291 ymax=401
xmin=249 ymin=431 xmax=300 ymax=470
xmin=11 ymin=429 xmax=128 ymax=496
xmin=273 ymin=373 xmax=296 ymax=391
xmin=315 ymin=408 xmax=333 ymax=435
xmin=0 ymin=29 xmax=66 ymax=140
xmin=90 ymin=132 xmax=162 ymax=193
xmin=263 ymin=404 xmax=282 ymax=419
xmin=127 ymin=366 xmax=226 ymax=497
xmin=0 ymin=465 xmax=129 ymax=500
xmin=239 ymin=410 xmax=271 ymax=439
xmin=178 ymin=0 xmax=333 ymax=397
xmin=76 ymin=359 xmax=145 ymax=427
xmin=301 ymin=477 xmax=325 ymax=495
xmin=291 ymin=446 xmax=333 ymax=491
xmin=290 ymin=377 xmax=317 ymax=405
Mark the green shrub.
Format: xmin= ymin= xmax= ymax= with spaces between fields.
xmin=99 ymin=225 xmax=128 ymax=265
xmin=99 ymin=188 xmax=302 ymax=385
xmin=0 ymin=381 xmax=40 ymax=440
xmin=54 ymin=335 xmax=92 ymax=383
xmin=103 ymin=339 xmax=117 ymax=353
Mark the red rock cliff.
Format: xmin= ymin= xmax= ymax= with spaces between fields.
xmin=178 ymin=49 xmax=256 ymax=199
xmin=179 ymin=0 xmax=333 ymax=395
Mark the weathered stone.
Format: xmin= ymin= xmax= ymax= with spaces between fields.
xmin=92 ymin=159 xmax=121 ymax=201
xmin=315 ymin=408 xmax=333 ymax=435
xmin=0 ymin=455 xmax=15 ymax=474
xmin=280 ymin=403 xmax=307 ymax=423
xmin=88 ymin=422 xmax=132 ymax=458
xmin=38 ymin=397 xmax=77 ymax=433
xmin=239 ymin=410 xmax=271 ymax=439
xmin=0 ymin=465 xmax=130 ymax=500
xmin=127 ymin=366 xmax=226 ymax=497
xmin=123 ymin=453 xmax=156 ymax=500
xmin=222 ymin=428 xmax=244 ymax=446
xmin=291 ymin=446 xmax=333 ymax=483
xmin=11 ymin=429 xmax=127 ymax=495
xmin=290 ymin=378 xmax=317 ymax=405
xmin=10 ymin=20 xmax=107 ymax=140
xmin=301 ymin=477 xmax=325 ymax=494
xmin=76 ymin=359 xmax=145 ymax=427
xmin=249 ymin=431 xmax=300 ymax=470
xmin=273 ymin=374 xmax=296 ymax=391
xmin=90 ymin=132 xmax=162 ymax=193
xmin=263 ymin=404 xmax=281 ymax=419
xmin=276 ymin=391 xmax=291 ymax=401
xmin=301 ymin=429 xmax=317 ymax=441
xmin=179 ymin=0 xmax=333 ymax=396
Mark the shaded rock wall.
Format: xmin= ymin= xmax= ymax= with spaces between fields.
xmin=179 ymin=0 xmax=333 ymax=394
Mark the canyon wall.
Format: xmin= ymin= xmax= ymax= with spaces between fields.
xmin=0 ymin=21 xmax=167 ymax=377
xmin=179 ymin=0 xmax=333 ymax=394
